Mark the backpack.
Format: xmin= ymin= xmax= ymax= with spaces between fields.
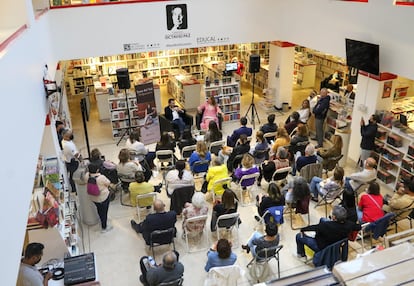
xmin=87 ymin=176 xmax=100 ymax=196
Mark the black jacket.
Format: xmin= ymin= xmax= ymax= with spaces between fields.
xmin=164 ymin=106 xmax=186 ymax=121
xmin=313 ymin=96 xmax=331 ymax=120
xmin=360 ymin=123 xmax=378 ymax=150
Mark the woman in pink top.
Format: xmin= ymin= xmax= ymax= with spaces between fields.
xmin=198 ymin=95 xmax=223 ymax=130
xmin=357 ymin=181 xmax=384 ymax=223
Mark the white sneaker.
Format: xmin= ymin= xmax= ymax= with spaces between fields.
xmin=101 ymin=225 xmax=113 ymax=233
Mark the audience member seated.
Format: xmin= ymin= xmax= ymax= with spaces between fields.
xmin=282 ymin=176 xmax=310 ymax=204
xmin=271 ymin=127 xmax=291 ymax=158
xmin=117 ymin=148 xmax=143 ymax=183
xmin=126 ymin=129 xmax=156 ymax=170
xmin=297 ymin=99 xmax=311 ymax=123
xmin=156 ymin=132 xmax=177 ymax=164
xmin=259 ymin=146 xmax=290 ymax=185
xmin=344 ymin=157 xmax=377 ymax=193
xmin=189 ymin=141 xmax=211 ymax=173
xmin=165 ymin=160 xmax=195 ymax=197
xmin=130 ymin=199 xmax=177 ymax=245
xmin=309 ymin=166 xmax=344 ymax=202
xmin=320 ymin=71 xmax=342 ymax=92
xmin=316 ymin=134 xmax=343 ymax=170
xmin=344 ymin=84 xmax=355 ymax=100
xmin=205 ymin=120 xmax=223 ymax=148
xmin=289 ymin=123 xmax=309 ymax=160
xmin=256 ymin=183 xmax=285 ymax=218
xmin=227 ymin=134 xmax=250 ymax=172
xmin=357 ymin=181 xmax=384 ymax=223
xmin=164 ymin=98 xmax=188 ymax=139
xmin=294 ymin=143 xmax=317 ymax=176
xmin=177 ymin=128 xmax=197 ymax=153
xmin=260 ymin=114 xmax=278 ymax=144
xmin=129 ymin=171 xmax=162 ymax=207
xmin=210 ymin=188 xmax=238 ymax=231
xmin=227 ymin=117 xmax=252 ymax=147
xmin=232 ymin=153 xmax=260 ymax=187
xmin=88 ymin=148 xmax=119 ymax=185
xmin=383 ymin=180 xmax=414 ymax=214
xmin=339 ymin=188 xmax=358 ymax=223
xmin=197 ymin=95 xmax=224 ymax=130
xmin=182 ymin=192 xmax=209 ymax=233
xmin=284 ymin=111 xmax=300 ymax=135
xmin=242 ymin=222 xmax=279 ymax=258
xmin=139 ymin=251 xmax=184 ymax=286
xmin=205 ymin=239 xmax=237 ymax=272
xmin=251 ymin=131 xmax=269 ymax=162
xmin=206 ymin=157 xmax=229 ymax=197
xmin=295 ymin=206 xmax=360 ymax=261
xmin=218 ymin=145 xmax=232 ymax=166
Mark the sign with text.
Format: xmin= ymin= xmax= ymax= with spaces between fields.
xmin=134 ymin=81 xmax=160 ymax=145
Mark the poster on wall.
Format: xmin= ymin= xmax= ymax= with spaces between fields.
xmin=383 ymin=81 xmax=392 ymax=98
xmin=134 ymin=81 xmax=160 ymax=145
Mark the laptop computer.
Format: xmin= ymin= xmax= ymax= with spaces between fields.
xmin=64 ymin=253 xmax=96 ymax=286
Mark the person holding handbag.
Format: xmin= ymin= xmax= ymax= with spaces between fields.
xmin=87 ymin=164 xmax=112 ymax=233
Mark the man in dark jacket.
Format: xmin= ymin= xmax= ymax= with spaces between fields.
xmin=227 ymin=117 xmax=252 ymax=147
xmin=360 ymin=114 xmax=379 ymax=166
xmin=260 ymin=114 xmax=278 ymax=143
xmin=130 ymin=199 xmax=177 ymax=245
xmin=227 ymin=134 xmax=250 ymax=172
xmin=312 ymin=88 xmax=331 ymax=148
xmin=140 ymin=251 xmax=184 ymax=286
xmin=295 ymin=205 xmax=360 ymax=260
xmin=164 ymin=98 xmax=186 ymax=138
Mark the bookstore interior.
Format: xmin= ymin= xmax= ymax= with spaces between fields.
xmin=29 ymin=38 xmax=414 ymax=285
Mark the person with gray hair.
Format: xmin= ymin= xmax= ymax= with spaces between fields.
xmin=293 ymin=143 xmax=317 ymax=176
xmin=182 ymin=192 xmax=208 ymax=233
xmin=294 ymin=205 xmax=361 ymax=261
xmin=258 ymin=146 xmax=290 ymax=185
xmin=140 ymin=251 xmax=184 ymax=286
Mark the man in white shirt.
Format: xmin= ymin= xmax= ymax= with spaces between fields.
xmin=17 ymin=242 xmax=52 ymax=286
xmin=62 ymin=129 xmax=80 ymax=193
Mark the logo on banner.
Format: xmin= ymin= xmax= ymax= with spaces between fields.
xmin=166 ymin=4 xmax=188 ymax=31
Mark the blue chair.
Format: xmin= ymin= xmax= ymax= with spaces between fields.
xmin=259 ymin=206 xmax=285 ymax=225
xmin=313 ymin=238 xmax=348 ymax=270
xmin=358 ymin=212 xmax=395 ymax=252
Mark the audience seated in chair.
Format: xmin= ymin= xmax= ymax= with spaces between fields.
xmin=340 ymin=188 xmax=358 ymax=224
xmin=357 ymin=181 xmax=384 ymax=223
xmin=294 ymin=143 xmax=317 ymax=176
xmin=294 ymin=206 xmax=360 ymax=261
xmin=129 ymin=171 xmax=162 ymax=207
xmin=204 ymin=238 xmax=237 ymax=272
xmin=259 ymin=146 xmax=290 ymax=185
xmin=260 ymin=114 xmax=278 ymax=143
xmin=316 ymin=134 xmax=343 ymax=170
xmin=344 ymin=157 xmax=377 ymax=194
xmin=117 ymin=148 xmax=143 ymax=187
xmin=288 ymin=124 xmax=309 ymax=159
xmin=227 ymin=117 xmax=252 ymax=147
xmin=126 ymin=129 xmax=151 ymax=164
xmin=242 ymin=222 xmax=280 ymax=258
xmin=177 ymin=128 xmax=196 ymax=154
xmin=210 ymin=188 xmax=238 ymax=231
xmin=164 ymin=98 xmax=189 ymax=139
xmin=309 ymin=166 xmax=344 ymax=202
xmin=256 ymin=183 xmax=285 ymax=218
xmin=170 ymin=185 xmax=195 ymax=216
xmin=165 ymin=160 xmax=194 ymax=197
xmin=284 ymin=111 xmax=300 ymax=135
xmin=271 ymin=127 xmax=290 ymax=158
xmin=130 ymin=199 xmax=177 ymax=245
xmin=197 ymin=95 xmax=224 ymax=131
xmin=383 ymin=180 xmax=414 ymax=220
xmin=204 ymin=120 xmax=223 ymax=148
xmin=282 ymin=176 xmax=309 ymax=205
xmin=227 ymin=134 xmax=250 ymax=172
xmin=251 ymin=131 xmax=269 ymax=164
xmin=206 ymin=157 xmax=229 ymax=198
xmin=88 ymin=148 xmax=119 ymax=186
xmin=189 ymin=141 xmax=211 ymax=173
xmin=296 ymin=99 xmax=311 ymax=124
xmin=182 ymin=192 xmax=208 ymax=233
xmin=232 ymin=153 xmax=260 ymax=186
xmin=139 ymin=251 xmax=184 ymax=286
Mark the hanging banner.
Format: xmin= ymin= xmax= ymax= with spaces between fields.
xmin=134 ymin=81 xmax=160 ymax=145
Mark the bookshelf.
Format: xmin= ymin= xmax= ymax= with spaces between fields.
xmin=293 ymin=55 xmax=317 ymax=88
xmin=201 ymin=77 xmax=241 ymax=122
xmin=167 ymin=70 xmax=201 ymax=110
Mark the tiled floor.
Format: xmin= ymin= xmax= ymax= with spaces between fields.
xmin=66 ymin=82 xmax=395 ymax=285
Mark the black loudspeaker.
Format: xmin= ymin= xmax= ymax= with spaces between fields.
xmin=249 ymin=54 xmax=261 ymax=73
xmin=116 ymin=68 xmax=131 ymax=89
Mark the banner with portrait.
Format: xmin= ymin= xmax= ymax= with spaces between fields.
xmin=134 ymin=81 xmax=160 ymax=145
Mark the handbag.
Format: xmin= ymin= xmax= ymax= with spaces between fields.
xmin=201 ymin=180 xmax=208 ymax=194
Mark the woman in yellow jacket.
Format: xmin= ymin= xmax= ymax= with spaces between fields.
xmin=206 ymin=157 xmax=229 ymax=197
xmin=271 ymin=127 xmax=291 ymax=159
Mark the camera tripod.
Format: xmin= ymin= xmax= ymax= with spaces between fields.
xmin=116 ymin=88 xmax=133 ymax=146
xmin=245 ymin=72 xmax=261 ymax=129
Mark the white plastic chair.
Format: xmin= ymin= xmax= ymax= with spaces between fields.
xmin=181 ymin=144 xmax=196 ymax=160
xmin=209 ymin=140 xmax=226 ymax=156
xmin=135 ymin=192 xmax=157 ymax=222
xmin=183 ymin=214 xmax=209 ymax=253
xmin=237 ymin=172 xmax=260 ymax=206
xmin=205 ymin=265 xmax=245 ymax=286
xmin=216 ymin=213 xmax=240 ymax=246
xmin=211 ymin=177 xmax=232 ymax=202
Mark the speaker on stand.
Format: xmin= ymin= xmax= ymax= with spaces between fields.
xmin=116 ymin=68 xmax=132 ymax=146
xmin=245 ymin=54 xmax=261 ymax=129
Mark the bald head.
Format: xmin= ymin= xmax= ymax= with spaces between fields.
xmin=365 ymin=157 xmax=377 ymax=169
xmin=153 ymin=199 xmax=165 ymax=213
xmin=162 ymin=251 xmax=177 ymax=269
xmin=320 ymin=88 xmax=328 ymax=97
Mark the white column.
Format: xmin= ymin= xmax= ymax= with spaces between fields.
xmin=348 ymin=72 xmax=397 ymax=163
xmin=268 ymin=41 xmax=295 ymax=108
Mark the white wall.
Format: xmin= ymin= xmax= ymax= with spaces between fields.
xmin=3 ymin=0 xmax=414 ymax=284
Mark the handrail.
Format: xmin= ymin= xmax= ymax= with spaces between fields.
xmin=50 ymin=0 xmax=170 ymax=9
xmin=0 ymin=25 xmax=28 ymax=54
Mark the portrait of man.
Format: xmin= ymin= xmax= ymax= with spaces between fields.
xmin=166 ymin=4 xmax=187 ymax=31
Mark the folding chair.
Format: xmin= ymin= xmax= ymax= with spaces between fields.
xmin=181 ymin=144 xmax=196 ymax=160
xmin=299 ymin=163 xmax=323 ymax=183
xmin=205 ymin=265 xmax=245 ymax=286
xmin=192 ymin=160 xmax=210 ymax=179
xmin=257 ymin=206 xmax=285 ymax=226
xmin=253 ymin=148 xmax=270 ymax=165
xmin=390 ymin=205 xmax=414 ymax=232
xmin=247 ymin=245 xmax=283 ymax=282
xmin=211 ymin=177 xmax=232 ymax=203
xmin=357 ymin=212 xmax=395 ymax=252
xmin=155 ymin=150 xmax=175 ymax=172
xmin=263 ymin=132 xmax=277 ymax=144
xmin=158 ymin=277 xmax=183 ymax=286
xmin=118 ymin=174 xmax=134 ymax=207
xmin=289 ymin=127 xmax=298 ymax=138
xmin=216 ymin=213 xmax=240 ymax=246
xmin=136 ymin=192 xmax=157 ymax=222
xmin=287 ymin=195 xmax=311 ymax=230
xmin=314 ymin=187 xmax=344 ymax=218
xmin=183 ymin=214 xmax=209 ymax=253
xmin=354 ymin=181 xmax=371 ymax=204
xmin=209 ymin=140 xmax=226 ymax=156
xmin=270 ymin=166 xmax=291 ymax=187
xmin=322 ymin=154 xmax=343 ymax=176
xmin=237 ymin=172 xmax=260 ymax=206
xmin=313 ymin=238 xmax=348 ymax=270
xmin=149 ymin=227 xmax=176 ymax=257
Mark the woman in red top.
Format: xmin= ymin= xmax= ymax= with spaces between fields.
xmin=357 ymin=181 xmax=384 ymax=223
